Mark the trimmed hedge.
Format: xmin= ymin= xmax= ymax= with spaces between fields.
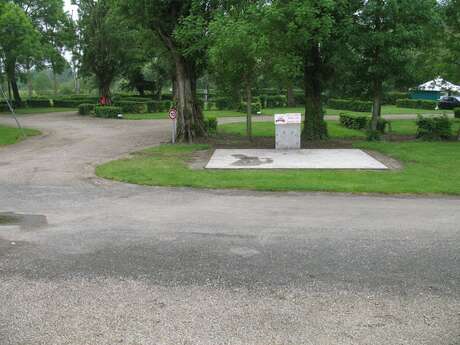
xmin=53 ymin=99 xmax=83 ymax=108
xmin=454 ymin=108 xmax=460 ymax=119
xmin=204 ymin=117 xmax=217 ymax=134
xmin=261 ymin=95 xmax=287 ymax=108
xmin=114 ymin=100 xmax=147 ymax=114
xmin=27 ymin=98 xmax=51 ymax=107
xmin=328 ymin=99 xmax=372 ymax=112
xmin=238 ymin=102 xmax=262 ymax=114
xmin=145 ymin=100 xmax=172 ymax=112
xmin=416 ymin=115 xmax=452 ymax=140
xmin=339 ymin=113 xmax=368 ymax=129
xmin=396 ymin=99 xmax=437 ymax=110
xmin=384 ymin=92 xmax=409 ymax=105
xmin=78 ymin=103 xmax=95 ymax=115
xmin=94 ymin=106 xmax=122 ymax=118
xmin=215 ymin=97 xmax=232 ymax=110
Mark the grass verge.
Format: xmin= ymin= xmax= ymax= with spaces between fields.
xmin=0 ymin=107 xmax=76 ymax=115
xmin=123 ymin=105 xmax=452 ymax=120
xmin=220 ymin=119 xmax=460 ymax=137
xmin=96 ymin=140 xmax=460 ymax=195
xmin=0 ymin=125 xmax=41 ymax=146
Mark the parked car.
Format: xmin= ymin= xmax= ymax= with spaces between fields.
xmin=438 ymin=96 xmax=460 ymax=110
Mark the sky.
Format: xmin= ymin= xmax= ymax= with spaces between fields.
xmin=64 ymin=0 xmax=78 ymax=18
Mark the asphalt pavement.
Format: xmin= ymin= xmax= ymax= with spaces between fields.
xmin=0 ymin=112 xmax=459 ymax=345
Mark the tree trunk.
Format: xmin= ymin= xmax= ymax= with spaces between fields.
xmin=6 ymin=61 xmax=21 ymax=106
xmin=53 ymin=71 xmax=58 ymax=96
xmin=370 ymin=79 xmax=382 ymax=131
xmin=173 ymin=56 xmax=204 ymax=143
xmin=302 ymin=44 xmax=327 ymax=141
xmin=7 ymin=81 xmax=12 ymax=103
xmin=287 ymin=83 xmax=295 ymax=107
xmin=10 ymin=79 xmax=21 ymax=107
xmin=27 ymin=73 xmax=33 ymax=98
xmin=246 ymin=83 xmax=252 ymax=141
xmin=99 ymin=83 xmax=111 ymax=100
xmin=26 ymin=63 xmax=33 ymax=98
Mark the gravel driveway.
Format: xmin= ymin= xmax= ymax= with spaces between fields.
xmin=0 ymin=112 xmax=459 ymax=345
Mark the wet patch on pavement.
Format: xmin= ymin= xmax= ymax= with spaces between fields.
xmin=0 ymin=212 xmax=47 ymax=230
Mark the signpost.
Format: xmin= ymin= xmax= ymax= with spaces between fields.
xmin=169 ymin=108 xmax=177 ymax=144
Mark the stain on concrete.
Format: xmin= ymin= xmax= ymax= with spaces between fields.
xmin=231 ymin=154 xmax=273 ymax=167
xmin=0 ymin=212 xmax=47 ymax=230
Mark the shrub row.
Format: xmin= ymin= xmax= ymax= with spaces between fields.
xmin=396 ymin=99 xmax=437 ymax=110
xmin=94 ymin=106 xmax=122 ymax=118
xmin=53 ymin=99 xmax=86 ymax=108
xmin=328 ymin=99 xmax=373 ymax=112
xmin=78 ymin=103 xmax=96 ymax=116
xmin=204 ymin=117 xmax=217 ymax=134
xmin=114 ymin=100 xmax=148 ymax=114
xmin=339 ymin=114 xmax=368 ymax=130
xmin=238 ymin=102 xmax=262 ymax=114
xmin=454 ymin=107 xmax=460 ymax=118
xmin=260 ymin=95 xmax=287 ymax=108
xmin=416 ymin=115 xmax=452 ymax=140
xmin=384 ymin=92 xmax=409 ymax=105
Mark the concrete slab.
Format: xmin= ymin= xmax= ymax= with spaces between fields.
xmin=205 ymin=149 xmax=388 ymax=170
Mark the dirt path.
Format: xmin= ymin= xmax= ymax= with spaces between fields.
xmin=0 ymin=112 xmax=170 ymax=186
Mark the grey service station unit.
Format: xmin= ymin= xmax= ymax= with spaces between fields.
xmin=275 ymin=113 xmax=301 ymax=149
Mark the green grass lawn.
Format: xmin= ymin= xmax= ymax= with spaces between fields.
xmin=265 ymin=105 xmax=451 ymax=117
xmin=123 ymin=105 xmax=452 ymax=120
xmin=220 ymin=119 xmax=460 ymax=138
xmin=0 ymin=125 xmax=41 ymax=146
xmin=96 ymin=141 xmax=460 ymax=195
xmin=220 ymin=121 xmax=366 ymax=139
xmin=0 ymin=107 xmax=76 ymax=115
xmin=124 ymin=109 xmax=245 ymax=120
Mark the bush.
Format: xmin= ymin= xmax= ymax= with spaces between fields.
xmin=122 ymin=96 xmax=154 ymax=102
xmin=384 ymin=92 xmax=409 ymax=105
xmin=27 ymin=98 xmax=51 ymax=108
xmin=52 ymin=99 xmax=82 ymax=108
xmin=454 ymin=108 xmax=460 ymax=119
xmin=94 ymin=106 xmax=122 ymax=118
xmin=204 ymin=117 xmax=217 ymax=134
xmin=376 ymin=118 xmax=389 ymax=134
xmin=114 ymin=100 xmax=147 ymax=114
xmin=396 ymin=99 xmax=437 ymax=110
xmin=215 ymin=97 xmax=232 ymax=110
xmin=260 ymin=95 xmax=287 ymax=108
xmin=78 ymin=103 xmax=95 ymax=115
xmin=145 ymin=100 xmax=172 ymax=113
xmin=329 ymin=99 xmax=372 ymax=112
xmin=238 ymin=102 xmax=262 ymax=114
xmin=0 ymin=102 xmax=9 ymax=112
xmin=339 ymin=113 xmax=368 ymax=130
xmin=416 ymin=115 xmax=452 ymax=140
xmin=366 ymin=130 xmax=381 ymax=141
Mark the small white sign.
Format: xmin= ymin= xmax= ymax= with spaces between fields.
xmin=274 ymin=113 xmax=301 ymax=125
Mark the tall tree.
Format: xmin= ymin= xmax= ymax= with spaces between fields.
xmin=443 ymin=0 xmax=460 ymax=82
xmin=120 ymin=0 xmax=222 ymax=142
xmin=0 ymin=2 xmax=41 ymax=105
xmin=77 ymin=0 xmax=130 ymax=99
xmin=209 ymin=4 xmax=267 ymax=140
xmin=265 ymin=0 xmax=358 ymax=140
xmin=11 ymin=0 xmax=73 ymax=97
xmin=351 ymin=0 xmax=438 ymax=133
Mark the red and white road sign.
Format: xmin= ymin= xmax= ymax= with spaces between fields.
xmin=169 ymin=108 xmax=177 ymax=120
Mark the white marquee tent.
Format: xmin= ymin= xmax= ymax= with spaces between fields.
xmin=418 ymin=77 xmax=460 ymax=93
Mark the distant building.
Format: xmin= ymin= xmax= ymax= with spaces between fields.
xmin=410 ymin=77 xmax=460 ymax=101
